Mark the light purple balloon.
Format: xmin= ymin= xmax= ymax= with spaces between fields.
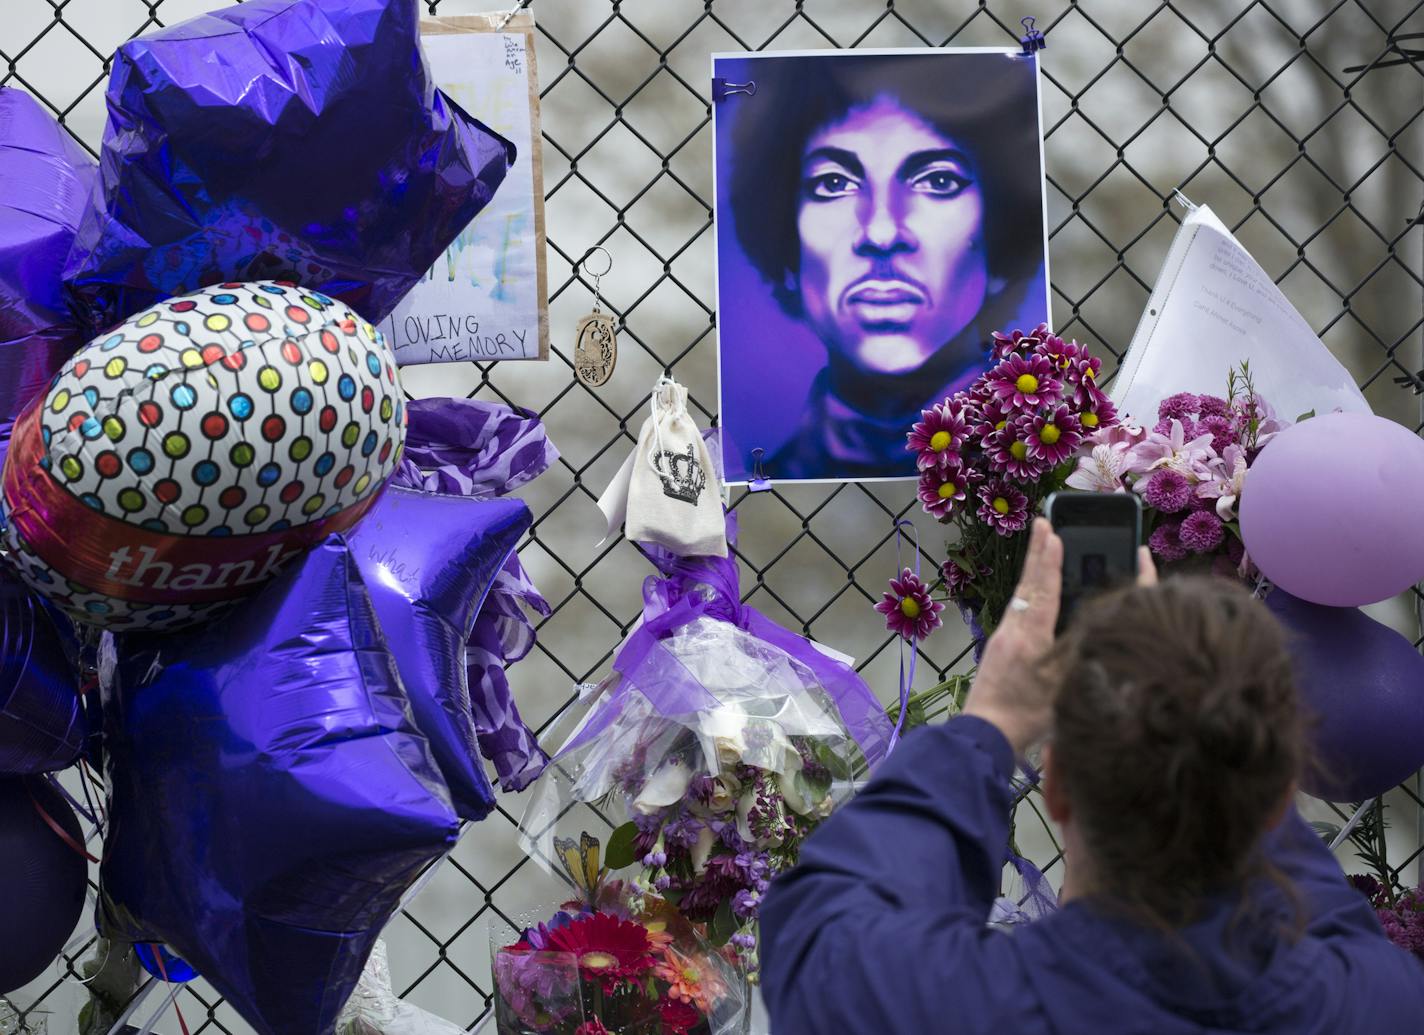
xmin=1240 ymin=412 xmax=1424 ymax=607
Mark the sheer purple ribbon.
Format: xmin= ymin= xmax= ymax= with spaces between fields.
xmin=561 ymin=547 xmax=892 ymax=767
xmin=391 ymin=396 xmax=557 ymax=791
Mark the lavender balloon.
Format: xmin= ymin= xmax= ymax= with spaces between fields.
xmin=1266 ymin=589 xmax=1424 ymax=801
xmin=1241 ymin=412 xmax=1424 ymax=607
xmin=0 ymin=88 xmax=97 ymax=423
xmin=64 ymin=0 xmax=514 ymax=331
xmin=98 ymin=535 xmax=459 ymax=1035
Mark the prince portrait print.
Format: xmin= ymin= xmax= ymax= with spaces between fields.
xmin=714 ymin=50 xmax=1050 ymax=483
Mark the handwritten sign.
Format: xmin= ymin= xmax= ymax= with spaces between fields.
xmin=389 ymin=14 xmax=549 ymax=364
xmin=1113 ymin=203 xmax=1369 ymax=425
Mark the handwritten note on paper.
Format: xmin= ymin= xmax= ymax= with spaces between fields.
xmin=386 ymin=22 xmax=549 ymax=364
xmin=1112 ymin=204 xmax=1370 ymax=425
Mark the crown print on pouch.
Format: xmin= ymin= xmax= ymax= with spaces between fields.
xmin=654 ymin=444 xmax=707 ymax=505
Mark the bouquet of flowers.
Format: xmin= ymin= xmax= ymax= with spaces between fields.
xmin=1349 ymin=875 xmax=1424 ymax=962
xmin=493 ymin=834 xmax=747 ymax=1035
xmin=886 ymin=324 xmax=1119 ymax=637
xmin=521 ymin=542 xmax=892 ymax=978
xmin=1065 ymin=363 xmax=1288 ymax=575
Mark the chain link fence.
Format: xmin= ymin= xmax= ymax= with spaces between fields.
xmin=3 ymin=0 xmax=1423 ymax=1031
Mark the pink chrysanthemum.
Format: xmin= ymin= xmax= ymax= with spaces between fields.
xmin=875 ymin=568 xmax=944 ymax=640
xmin=969 ymin=394 xmax=1013 ymax=442
xmin=984 ymin=420 xmax=1049 ymax=482
xmin=1035 ymin=333 xmax=1083 ymax=372
xmin=1142 ymin=468 xmax=1194 ymax=513
xmin=1179 ymin=510 xmax=1225 ymax=553
xmin=1196 ymin=395 xmax=1230 ymax=419
xmin=985 ymin=352 xmax=1061 ymax=411
xmin=1197 ymin=414 xmax=1234 ymax=453
xmin=1147 ymin=520 xmax=1187 ymax=562
xmin=918 ymin=465 xmax=975 ymax=519
xmin=1158 ymin=392 xmax=1200 ymax=423
xmin=907 ymin=401 xmax=969 ymax=471
xmin=1024 ymin=405 xmax=1083 ymax=465
xmin=989 ymin=325 xmax=1047 ymax=360
xmin=1153 ymin=416 xmax=1197 ymax=440
xmin=976 ymin=481 xmax=1031 ymax=535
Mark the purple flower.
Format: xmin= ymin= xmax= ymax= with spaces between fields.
xmin=875 ymin=568 xmax=944 ymax=641
xmin=985 ymin=420 xmax=1049 ymax=482
xmin=732 ymin=887 xmax=763 ymax=920
xmin=1153 ymin=416 xmax=1197 ymax=440
xmin=976 ymin=481 xmax=1031 ymax=535
xmin=1158 ymin=392 xmax=1199 ymax=422
xmin=1024 ymin=404 xmax=1083 ymax=465
xmin=1033 ymin=333 xmax=1082 ymax=371
xmin=917 ymin=465 xmax=972 ymax=520
xmin=1196 ymin=394 xmax=1230 ymax=419
xmin=1142 ymin=468 xmax=1193 ymax=513
xmin=1130 ymin=419 xmax=1217 ymax=481
xmin=1178 ymin=510 xmax=1225 ymax=553
xmin=942 ymin=557 xmax=990 ymax=598
xmin=989 ymin=324 xmax=1047 ymax=360
xmin=1076 ymin=395 xmax=1117 ymax=434
xmin=985 ymin=352 xmax=1061 ymax=411
xmin=1147 ymin=520 xmax=1187 ymax=563
xmin=907 ymin=400 xmax=969 ymax=471
xmin=1065 ymin=355 xmax=1106 ymax=409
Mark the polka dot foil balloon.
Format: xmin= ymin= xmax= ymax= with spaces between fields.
xmin=0 ymin=282 xmax=405 ymax=630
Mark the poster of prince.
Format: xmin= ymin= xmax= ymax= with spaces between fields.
xmin=714 ymin=48 xmax=1051 ymax=483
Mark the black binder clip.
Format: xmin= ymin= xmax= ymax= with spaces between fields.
xmin=1020 ymin=16 xmax=1046 ymax=56
xmin=748 ymin=447 xmax=772 ymax=492
xmin=712 ymin=77 xmax=757 ymax=102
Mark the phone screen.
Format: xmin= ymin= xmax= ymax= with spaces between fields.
xmin=1046 ymin=492 xmax=1141 ymax=629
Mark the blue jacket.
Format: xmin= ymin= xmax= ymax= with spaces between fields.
xmin=761 ymin=716 xmax=1424 ymax=1034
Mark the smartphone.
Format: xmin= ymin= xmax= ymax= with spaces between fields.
xmin=1043 ymin=491 xmax=1142 ymax=631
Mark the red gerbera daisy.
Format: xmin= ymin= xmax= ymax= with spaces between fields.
xmin=544 ymin=912 xmax=656 ymax=982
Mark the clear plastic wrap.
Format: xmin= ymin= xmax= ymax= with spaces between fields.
xmin=521 ymin=549 xmax=891 ymax=977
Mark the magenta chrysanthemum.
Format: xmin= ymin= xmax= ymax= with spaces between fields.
xmin=1147 ymin=520 xmax=1187 ymax=562
xmin=1158 ymin=392 xmax=1199 ymax=422
xmin=875 ymin=568 xmax=943 ymax=640
xmin=984 ymin=420 xmax=1049 ymax=482
xmin=917 ymin=464 xmax=977 ymax=519
xmin=907 ymin=401 xmax=969 ymax=471
xmin=976 ymin=481 xmax=1030 ymax=535
xmin=1077 ymin=395 xmax=1118 ymax=434
xmin=1065 ymin=356 xmax=1106 ymax=408
xmin=1179 ymin=510 xmax=1225 ymax=553
xmin=1142 ymin=468 xmax=1194 ymax=513
xmin=1196 ymin=395 xmax=1230 ymax=419
xmin=985 ymin=352 xmax=1061 ymax=411
xmin=942 ymin=558 xmax=989 ymax=597
xmin=989 ymin=325 xmax=1047 ymax=360
xmin=1034 ymin=333 xmax=1082 ymax=372
xmin=1024 ymin=405 xmax=1083 ymax=465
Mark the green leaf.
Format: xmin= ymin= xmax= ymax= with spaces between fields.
xmin=709 ymin=899 xmax=738 ymax=946
xmin=604 ymin=821 xmax=640 ymax=870
xmin=1294 ymin=409 xmax=1316 ymax=423
xmin=813 ymin=741 xmax=852 ymax=781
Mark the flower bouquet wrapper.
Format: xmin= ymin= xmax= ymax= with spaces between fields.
xmin=491 ymin=869 xmax=749 ymax=1035
xmin=520 ymin=547 xmax=891 ymax=970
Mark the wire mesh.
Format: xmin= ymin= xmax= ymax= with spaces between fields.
xmin=2 ymin=0 xmax=1423 ymax=1031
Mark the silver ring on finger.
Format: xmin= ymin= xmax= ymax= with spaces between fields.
xmin=1009 ymin=596 xmax=1031 ymax=612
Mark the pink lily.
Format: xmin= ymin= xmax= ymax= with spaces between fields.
xmin=1197 ymin=443 xmax=1249 ymax=520
xmin=1065 ymin=443 xmax=1131 ymax=493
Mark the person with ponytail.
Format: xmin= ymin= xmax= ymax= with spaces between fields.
xmin=760 ymin=519 xmax=1424 ymax=1033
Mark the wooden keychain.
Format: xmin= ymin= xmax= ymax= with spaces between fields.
xmin=574 ymin=246 xmax=617 ymax=387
